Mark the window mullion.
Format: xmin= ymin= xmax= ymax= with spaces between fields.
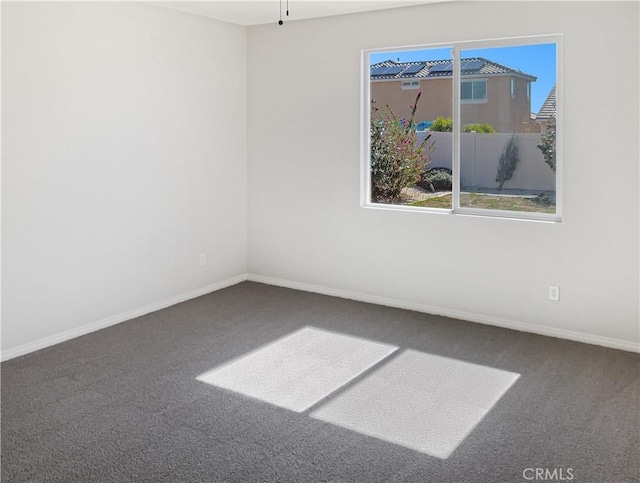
xmin=452 ymin=47 xmax=461 ymax=212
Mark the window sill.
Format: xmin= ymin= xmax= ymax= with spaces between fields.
xmin=362 ymin=202 xmax=561 ymax=223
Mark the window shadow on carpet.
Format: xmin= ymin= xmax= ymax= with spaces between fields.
xmin=196 ymin=326 xmax=520 ymax=459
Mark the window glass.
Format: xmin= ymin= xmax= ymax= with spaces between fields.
xmin=474 ymin=80 xmax=486 ymax=100
xmin=369 ymin=47 xmax=451 ymax=206
xmin=461 ymin=81 xmax=473 ymax=100
xmin=366 ymin=37 xmax=560 ymax=220
xmin=458 ymin=43 xmax=557 ymax=215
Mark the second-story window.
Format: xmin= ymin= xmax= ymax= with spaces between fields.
xmin=402 ymin=80 xmax=420 ymax=90
xmin=461 ymin=80 xmax=487 ymax=101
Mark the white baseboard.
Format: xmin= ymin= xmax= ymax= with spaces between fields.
xmin=4 ymin=272 xmax=637 ymax=361
xmin=247 ymin=274 xmax=640 ymax=353
xmin=1 ymin=274 xmax=249 ymax=362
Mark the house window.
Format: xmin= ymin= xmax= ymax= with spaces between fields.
xmin=461 ymin=80 xmax=486 ymax=101
xmin=402 ymin=81 xmax=420 ymax=90
xmin=364 ymin=35 xmax=561 ymax=221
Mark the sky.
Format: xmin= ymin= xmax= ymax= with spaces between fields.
xmin=370 ymin=43 xmax=556 ymax=115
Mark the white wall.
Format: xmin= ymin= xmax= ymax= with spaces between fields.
xmin=3 ymin=1 xmax=638 ymax=357
xmin=2 ymin=2 xmax=247 ymax=353
xmin=247 ymin=2 xmax=639 ymax=346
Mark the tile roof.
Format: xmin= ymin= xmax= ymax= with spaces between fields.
xmin=370 ymin=58 xmax=537 ymax=82
xmin=537 ymin=84 xmax=556 ymax=119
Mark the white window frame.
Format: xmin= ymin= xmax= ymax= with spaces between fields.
xmin=510 ymin=78 xmax=516 ymax=98
xmin=461 ymin=79 xmax=488 ymax=103
xmin=362 ymin=34 xmax=563 ymax=222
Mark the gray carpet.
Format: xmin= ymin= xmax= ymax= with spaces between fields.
xmin=2 ymin=281 xmax=638 ymax=482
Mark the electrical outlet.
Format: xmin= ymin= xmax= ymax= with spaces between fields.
xmin=549 ymin=285 xmax=560 ymax=301
xmin=200 ymin=253 xmax=207 ymax=266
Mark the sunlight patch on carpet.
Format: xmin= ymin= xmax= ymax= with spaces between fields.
xmin=196 ymin=327 xmax=398 ymax=412
xmin=310 ymin=349 xmax=520 ymax=458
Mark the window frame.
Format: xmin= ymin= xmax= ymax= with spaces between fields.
xmin=461 ymin=79 xmax=488 ymax=103
xmin=362 ymin=34 xmax=563 ymax=222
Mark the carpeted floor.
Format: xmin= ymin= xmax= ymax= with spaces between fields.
xmin=2 ymin=281 xmax=639 ymax=482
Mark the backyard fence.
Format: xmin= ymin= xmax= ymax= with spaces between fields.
xmin=418 ymin=131 xmax=556 ymax=192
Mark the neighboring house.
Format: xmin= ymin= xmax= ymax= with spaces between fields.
xmin=536 ymin=83 xmax=556 ymax=132
xmin=370 ymin=58 xmax=538 ymax=133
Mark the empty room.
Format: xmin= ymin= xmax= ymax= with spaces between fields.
xmin=2 ymin=1 xmax=639 ymax=481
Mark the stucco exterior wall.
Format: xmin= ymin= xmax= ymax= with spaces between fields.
xmin=371 ymin=78 xmax=452 ymax=123
xmin=372 ymin=75 xmax=538 ymax=133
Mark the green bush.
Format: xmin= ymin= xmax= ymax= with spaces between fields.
xmin=496 ymin=134 xmax=520 ymax=190
xmin=427 ymin=118 xmax=496 ymax=134
xmin=418 ymin=168 xmax=452 ymax=192
xmin=370 ymin=91 xmax=433 ymax=203
xmin=533 ymin=193 xmax=552 ymax=207
xmin=464 ymin=123 xmax=496 ymax=133
xmin=429 ymin=116 xmax=453 ymax=132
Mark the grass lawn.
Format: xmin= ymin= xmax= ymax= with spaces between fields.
xmin=410 ymin=192 xmax=555 ymax=213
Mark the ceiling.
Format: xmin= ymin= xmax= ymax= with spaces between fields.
xmin=145 ymin=1 xmax=449 ymax=27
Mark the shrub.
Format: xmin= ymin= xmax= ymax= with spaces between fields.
xmin=418 ymin=167 xmax=452 ymax=192
xmin=496 ymin=134 xmax=520 ymax=190
xmin=429 ymin=116 xmax=453 ymax=132
xmin=537 ymin=116 xmax=556 ymax=173
xmin=533 ymin=193 xmax=552 ymax=207
xmin=427 ymin=118 xmax=496 ymax=134
xmin=370 ymin=91 xmax=433 ymax=202
xmin=463 ymin=123 xmax=496 ymax=133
